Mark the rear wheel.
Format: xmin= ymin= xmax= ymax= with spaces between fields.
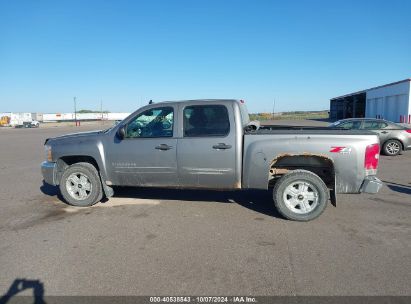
xmin=273 ymin=170 xmax=329 ymax=221
xmin=59 ymin=162 xmax=103 ymax=207
xmin=382 ymin=139 xmax=402 ymax=156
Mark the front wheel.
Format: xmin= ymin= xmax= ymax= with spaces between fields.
xmin=273 ymin=170 xmax=329 ymax=221
xmin=59 ymin=162 xmax=103 ymax=207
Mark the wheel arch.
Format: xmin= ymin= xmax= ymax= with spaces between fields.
xmin=269 ymin=153 xmax=336 ymax=205
xmin=56 ymin=155 xmax=113 ymax=197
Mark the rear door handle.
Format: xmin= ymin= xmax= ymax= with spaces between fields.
xmin=381 ymin=131 xmax=388 ymax=134
xmin=155 ymin=144 xmax=173 ymax=151
xmin=212 ymin=143 xmax=232 ymax=150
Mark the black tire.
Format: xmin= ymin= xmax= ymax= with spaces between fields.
xmin=382 ymin=139 xmax=402 ymax=156
xmin=273 ymin=170 xmax=329 ymax=221
xmin=59 ymin=162 xmax=103 ymax=207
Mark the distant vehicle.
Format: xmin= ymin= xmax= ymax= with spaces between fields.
xmin=42 ymin=99 xmax=382 ymax=222
xmin=0 ymin=116 xmax=11 ymax=126
xmin=329 ymin=118 xmax=411 ymax=156
xmin=15 ymin=120 xmax=40 ymax=128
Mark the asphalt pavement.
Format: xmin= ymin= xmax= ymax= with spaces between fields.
xmin=0 ymin=122 xmax=410 ymax=296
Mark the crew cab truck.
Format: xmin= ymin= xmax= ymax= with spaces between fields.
xmin=41 ymin=99 xmax=383 ymax=221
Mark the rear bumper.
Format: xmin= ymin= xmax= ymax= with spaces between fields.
xmin=360 ymin=176 xmax=383 ymax=194
xmin=41 ymin=161 xmax=58 ymax=186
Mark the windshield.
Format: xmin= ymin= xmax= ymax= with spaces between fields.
xmin=329 ymin=121 xmax=341 ymax=127
xmin=101 ymin=120 xmax=123 ymax=133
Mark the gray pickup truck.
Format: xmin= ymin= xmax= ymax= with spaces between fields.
xmin=41 ymin=99 xmax=383 ymax=221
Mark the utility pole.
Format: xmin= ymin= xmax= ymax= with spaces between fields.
xmin=74 ymin=97 xmax=77 ymax=126
xmin=100 ymin=98 xmax=103 ymax=121
xmin=272 ymin=98 xmax=276 ymax=120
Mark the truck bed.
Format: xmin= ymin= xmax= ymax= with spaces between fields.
xmin=249 ymin=125 xmax=375 ymax=136
xmin=242 ymin=126 xmax=379 ymax=193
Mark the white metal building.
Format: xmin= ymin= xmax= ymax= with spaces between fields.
xmin=330 ymin=79 xmax=411 ymax=123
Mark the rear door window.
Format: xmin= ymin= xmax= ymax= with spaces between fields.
xmin=337 ymin=121 xmax=361 ymax=129
xmin=183 ymin=105 xmax=230 ymax=137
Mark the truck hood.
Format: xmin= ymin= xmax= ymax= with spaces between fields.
xmin=45 ymin=130 xmax=103 ymax=144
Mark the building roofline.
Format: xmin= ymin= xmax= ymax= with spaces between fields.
xmin=330 ymin=90 xmax=367 ymax=101
xmin=331 ymin=78 xmax=411 ymax=101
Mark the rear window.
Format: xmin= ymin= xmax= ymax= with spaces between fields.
xmin=363 ymin=121 xmax=387 ymax=130
xmin=239 ymin=102 xmax=250 ymax=126
xmin=388 ymin=122 xmax=406 ymax=129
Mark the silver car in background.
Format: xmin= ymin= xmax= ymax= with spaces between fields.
xmin=329 ymin=118 xmax=411 ymax=156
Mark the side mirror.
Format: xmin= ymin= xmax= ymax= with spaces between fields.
xmin=117 ymin=126 xmax=126 ymax=139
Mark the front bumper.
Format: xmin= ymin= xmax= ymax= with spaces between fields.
xmin=41 ymin=161 xmax=58 ymax=186
xmin=360 ymin=176 xmax=383 ymax=194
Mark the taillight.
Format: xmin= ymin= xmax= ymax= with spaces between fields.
xmin=364 ymin=143 xmax=380 ymax=175
xmin=405 ymin=129 xmax=411 ymax=134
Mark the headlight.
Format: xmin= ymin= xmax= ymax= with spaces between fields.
xmin=44 ymin=145 xmax=53 ymax=162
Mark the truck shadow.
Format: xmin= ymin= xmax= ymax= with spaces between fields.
xmin=40 ymin=181 xmax=282 ymax=219
xmin=39 ymin=181 xmax=65 ymax=201
xmin=112 ymin=187 xmax=282 ymax=218
xmin=383 ymin=181 xmax=411 ymax=195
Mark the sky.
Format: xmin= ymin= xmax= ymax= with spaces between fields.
xmin=0 ymin=0 xmax=410 ymax=114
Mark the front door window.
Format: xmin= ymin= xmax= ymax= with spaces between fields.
xmin=126 ymin=107 xmax=174 ymax=138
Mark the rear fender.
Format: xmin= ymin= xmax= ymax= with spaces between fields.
xmin=269 ymin=153 xmax=337 ymax=206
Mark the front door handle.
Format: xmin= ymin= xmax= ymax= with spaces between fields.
xmin=155 ymin=144 xmax=173 ymax=151
xmin=212 ymin=143 xmax=232 ymax=150
xmin=381 ymin=131 xmax=388 ymax=134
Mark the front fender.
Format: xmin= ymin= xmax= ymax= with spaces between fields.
xmin=50 ymin=136 xmax=108 ymax=181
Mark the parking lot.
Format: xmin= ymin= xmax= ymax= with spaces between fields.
xmin=0 ymin=122 xmax=410 ymax=296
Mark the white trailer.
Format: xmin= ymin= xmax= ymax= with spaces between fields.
xmin=42 ymin=112 xmax=130 ymax=122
